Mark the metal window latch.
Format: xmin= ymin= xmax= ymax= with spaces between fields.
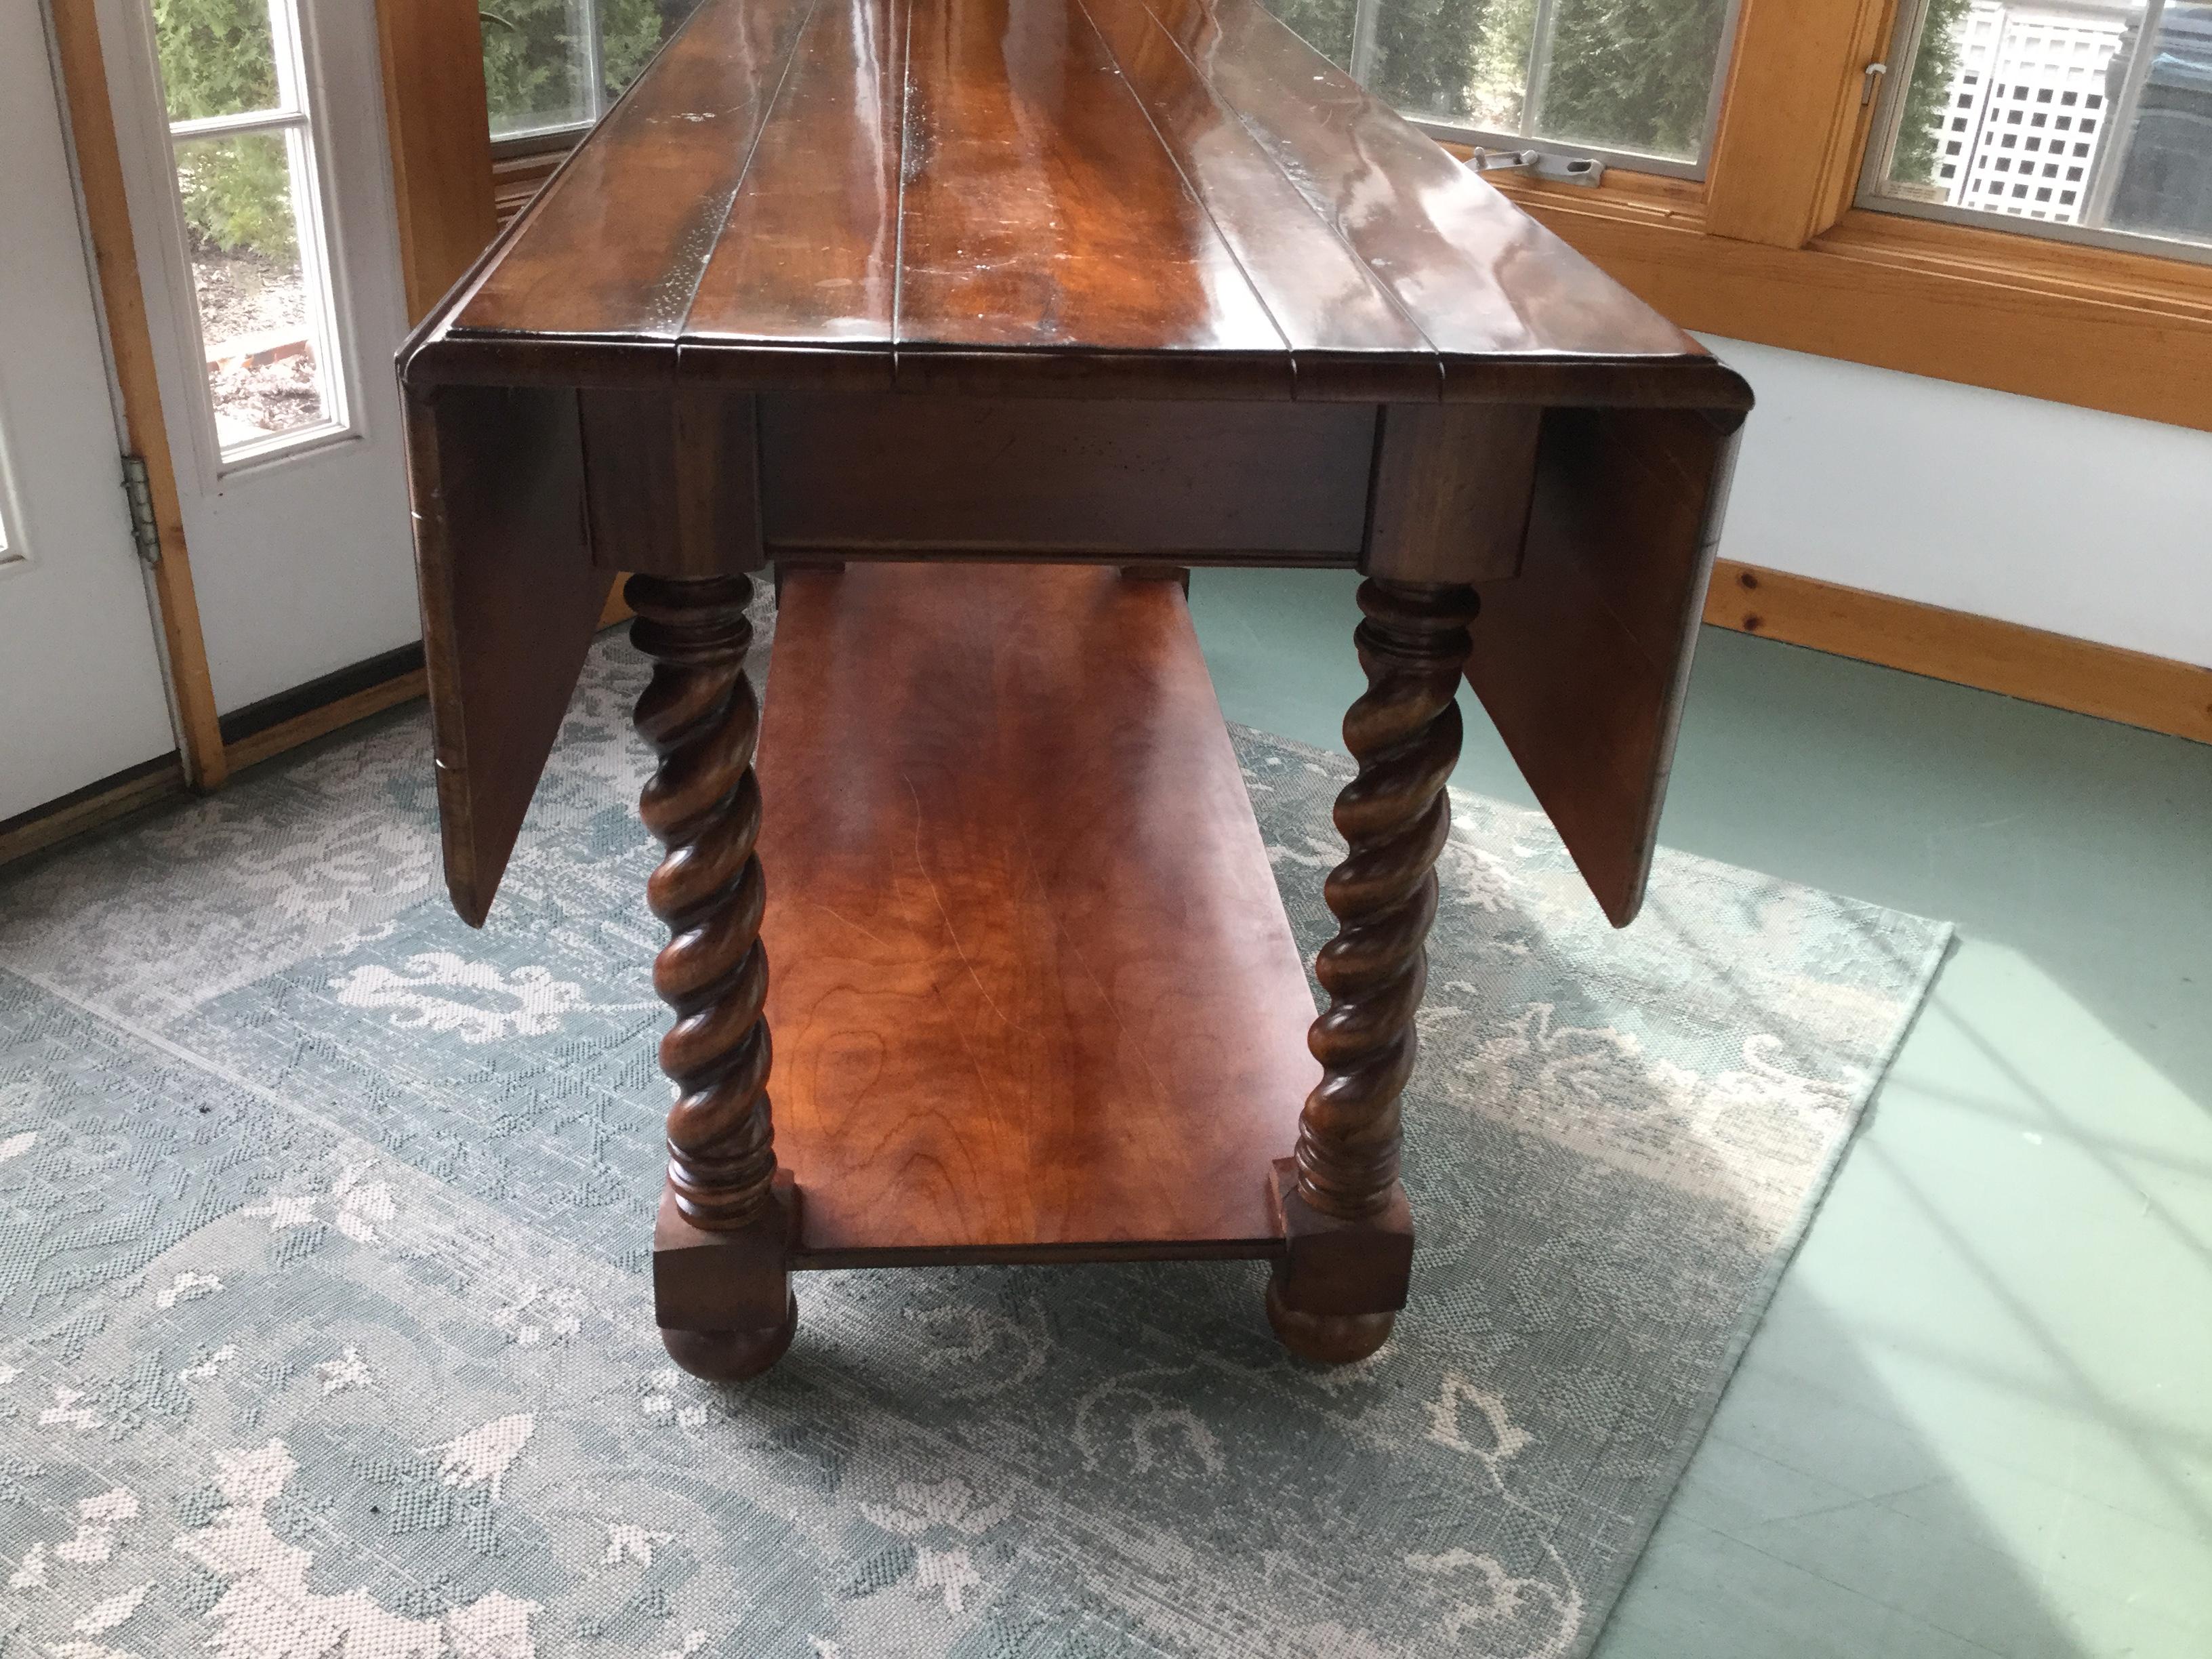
xmin=121 ymin=453 xmax=161 ymax=567
xmin=1467 ymin=147 xmax=1607 ymax=188
xmin=1862 ymin=61 xmax=1889 ymax=106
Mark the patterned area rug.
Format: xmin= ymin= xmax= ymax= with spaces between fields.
xmin=0 ymin=619 xmax=1948 ymax=1659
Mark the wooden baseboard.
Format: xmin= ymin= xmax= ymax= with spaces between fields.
xmin=0 ymin=665 xmax=430 ymax=869
xmin=224 ymin=669 xmax=429 ymax=773
xmin=1704 ymin=560 xmax=2212 ymax=745
xmin=0 ymin=758 xmax=185 ymax=869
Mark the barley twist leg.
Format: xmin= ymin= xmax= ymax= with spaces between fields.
xmin=1268 ymin=578 xmax=1476 ymax=1364
xmin=629 ymin=573 xmax=796 ymax=1380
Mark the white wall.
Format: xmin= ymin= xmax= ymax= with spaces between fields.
xmin=1700 ymin=335 xmax=2212 ymax=668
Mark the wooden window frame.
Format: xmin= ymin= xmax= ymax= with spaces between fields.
xmin=1462 ymin=0 xmax=2212 ymax=434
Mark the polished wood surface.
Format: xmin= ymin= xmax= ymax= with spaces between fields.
xmin=1365 ymin=405 xmax=1539 ymax=584
xmin=407 ymin=0 xmax=1752 ymax=405
xmin=755 ymin=565 xmax=1319 ymax=1263
xmin=401 ymin=0 xmax=1748 ymax=940
xmin=756 ymin=394 xmax=1374 ymax=559
xmin=447 ymin=0 xmax=815 ymax=346
xmin=1267 ymin=579 xmax=1473 ymax=1360
xmin=629 ymin=575 xmax=780 ymax=1231
xmin=406 ymin=384 xmax=613 ymax=925
xmin=1469 ymin=408 xmax=1739 ymax=926
xmin=396 ymin=0 xmax=1751 ymax=1378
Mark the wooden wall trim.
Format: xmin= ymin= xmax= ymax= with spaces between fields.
xmin=0 ymin=756 xmax=184 ymax=869
xmin=224 ymin=668 xmax=428 ymax=771
xmin=48 ymin=0 xmax=228 ymax=790
xmin=1704 ymin=0 xmax=1891 ymax=247
xmin=493 ymin=149 xmax=564 ymax=228
xmin=1706 ymin=560 xmax=2212 ymax=745
xmin=1505 ymin=190 xmax=2212 ymax=435
xmin=376 ymin=0 xmax=497 ymax=321
xmin=0 ymin=662 xmax=431 ymax=869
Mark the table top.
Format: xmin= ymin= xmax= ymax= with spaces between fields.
xmin=408 ymin=0 xmax=1748 ymax=406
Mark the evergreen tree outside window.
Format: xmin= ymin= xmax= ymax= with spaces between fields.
xmin=481 ymin=0 xmax=706 ymax=142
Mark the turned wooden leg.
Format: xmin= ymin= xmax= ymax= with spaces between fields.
xmin=628 ymin=573 xmax=797 ymax=1381
xmin=1268 ymin=577 xmax=1476 ymax=1364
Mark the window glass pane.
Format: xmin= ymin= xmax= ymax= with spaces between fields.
xmin=1871 ymin=0 xmax=2212 ymax=254
xmin=601 ymin=0 xmax=706 ymax=102
xmin=2107 ymin=3 xmax=2212 ymax=241
xmin=1368 ymin=0 xmax=1535 ymax=131
xmin=151 ymin=0 xmax=280 ymax=122
xmin=175 ymin=131 xmax=335 ymax=454
xmin=1263 ymin=0 xmax=1361 ymax=69
xmin=485 ymin=0 xmax=596 ymax=138
xmin=1532 ymin=0 xmax=1734 ymax=159
xmin=1264 ymin=0 xmax=1734 ymax=165
xmin=484 ymin=0 xmax=707 ymax=140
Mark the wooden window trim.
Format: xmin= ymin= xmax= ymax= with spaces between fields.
xmin=376 ymin=0 xmax=497 ymax=322
xmin=1490 ymin=175 xmax=2212 ymax=434
xmin=1457 ymin=0 xmax=2212 ymax=435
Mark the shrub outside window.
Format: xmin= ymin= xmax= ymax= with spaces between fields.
xmin=1260 ymin=0 xmax=1742 ymax=173
xmin=484 ymin=0 xmax=706 ymax=144
xmin=149 ymin=0 xmax=350 ymax=463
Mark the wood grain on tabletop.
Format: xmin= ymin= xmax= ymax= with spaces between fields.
xmin=430 ymin=0 xmax=1738 ymax=401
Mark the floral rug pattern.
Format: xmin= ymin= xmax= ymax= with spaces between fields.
xmin=0 ymin=617 xmax=1948 ymax=1658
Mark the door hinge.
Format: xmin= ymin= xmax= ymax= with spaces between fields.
xmin=121 ymin=453 xmax=161 ymax=567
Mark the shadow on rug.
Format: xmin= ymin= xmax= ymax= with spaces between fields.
xmin=0 ymin=624 xmax=1949 ymax=1658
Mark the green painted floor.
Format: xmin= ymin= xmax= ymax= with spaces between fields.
xmin=1187 ymin=568 xmax=2212 ymax=1659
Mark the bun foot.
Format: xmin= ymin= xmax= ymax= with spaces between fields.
xmin=659 ymin=1291 xmax=798 ymax=1382
xmin=1265 ymin=1271 xmax=1395 ymax=1365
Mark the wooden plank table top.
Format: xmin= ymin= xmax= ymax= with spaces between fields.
xmin=407 ymin=0 xmax=1748 ymax=408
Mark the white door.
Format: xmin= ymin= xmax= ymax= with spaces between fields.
xmin=92 ymin=0 xmax=419 ymax=716
xmin=0 ymin=0 xmax=177 ymax=821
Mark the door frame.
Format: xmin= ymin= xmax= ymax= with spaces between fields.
xmin=26 ymin=0 xmax=501 ymax=836
xmin=47 ymin=0 xmax=225 ymax=789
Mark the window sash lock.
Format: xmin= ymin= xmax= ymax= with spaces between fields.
xmin=1467 ymin=147 xmax=1607 ymax=188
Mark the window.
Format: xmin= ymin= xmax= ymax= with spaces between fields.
xmin=1261 ymin=0 xmax=1744 ymax=173
xmin=148 ymin=0 xmax=347 ymax=464
xmin=485 ymin=0 xmax=706 ymax=144
xmin=1864 ymin=0 xmax=2212 ymax=259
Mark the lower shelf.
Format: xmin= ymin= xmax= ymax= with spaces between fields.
xmin=755 ymin=563 xmax=1319 ymax=1267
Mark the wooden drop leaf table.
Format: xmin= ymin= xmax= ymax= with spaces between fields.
xmin=398 ymin=0 xmax=1750 ymax=1379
